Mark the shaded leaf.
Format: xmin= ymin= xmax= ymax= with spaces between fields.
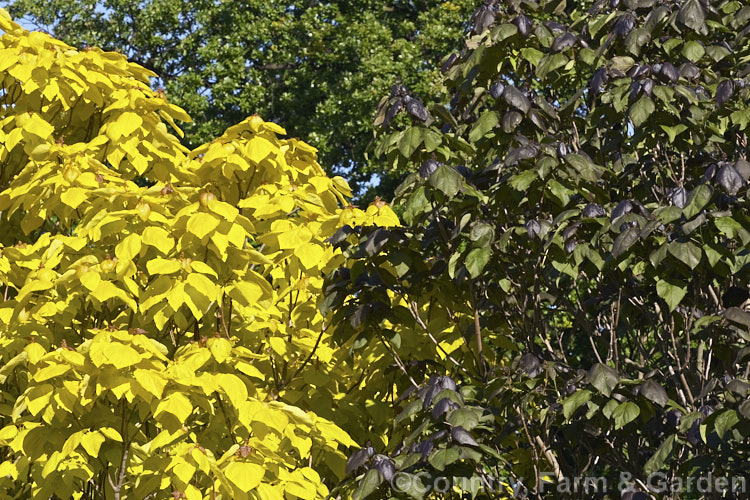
xmin=586 ymin=363 xmax=620 ymax=397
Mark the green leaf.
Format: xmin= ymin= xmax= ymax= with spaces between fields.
xmin=492 ymin=23 xmax=518 ymax=42
xmin=612 ymin=401 xmax=640 ymax=429
xmin=683 ymin=184 xmax=713 ymax=220
xmin=562 ymin=389 xmax=592 ymax=419
xmin=520 ymin=47 xmax=544 ymax=66
xmin=656 ymin=279 xmax=687 ymax=311
xmin=468 ymin=110 xmax=499 ymax=143
xmin=713 ymin=409 xmax=739 ymax=439
xmin=423 ymin=128 xmax=442 ymax=152
xmin=724 ymin=307 xmax=750 ymax=328
xmin=586 ymin=363 xmax=620 ymax=397
xmin=612 ymin=226 xmax=639 ymax=258
xmin=536 ymin=53 xmax=568 ymax=79
xmin=428 ymin=447 xmax=461 ymax=471
xmin=465 ymin=247 xmax=491 ymax=278
xmin=668 ymin=241 xmax=702 ymax=269
xmin=399 ymin=126 xmax=425 ymax=158
xmin=429 ymin=165 xmax=463 ymax=197
xmin=644 ymin=434 xmax=676 ymax=474
xmin=403 ymin=186 xmax=429 ymax=224
xmin=469 ymin=223 xmax=495 ymax=247
xmin=660 ymin=124 xmax=688 ymax=143
xmin=681 ymin=40 xmax=705 ymax=62
xmin=509 ymin=170 xmax=537 ymax=191
xmin=547 ymin=179 xmax=573 ymax=206
xmin=447 ymin=407 xmax=480 ymax=431
xmin=352 ymin=469 xmax=383 ymax=500
xmin=677 ymin=0 xmax=706 ymax=32
xmin=431 ymin=104 xmax=458 ymax=129
xmin=629 ymin=95 xmax=655 ymax=128
xmin=565 ymin=153 xmax=601 ymax=182
xmin=639 ymin=380 xmax=668 ymax=407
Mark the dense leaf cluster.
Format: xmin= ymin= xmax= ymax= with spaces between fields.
xmin=331 ymin=0 xmax=750 ymax=497
xmin=0 ymin=12 xmax=404 ymax=498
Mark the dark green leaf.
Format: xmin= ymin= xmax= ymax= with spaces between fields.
xmin=352 ymin=469 xmax=383 ymax=500
xmin=612 ymin=226 xmax=639 ymax=258
xmin=630 ymin=95 xmax=655 ymax=127
xmin=644 ymin=434 xmax=676 ymax=474
xmin=562 ymin=389 xmax=592 ymax=419
xmin=639 ymin=380 xmax=668 ymax=407
xmin=465 ymin=247 xmax=491 ymax=278
xmin=683 ymin=184 xmax=713 ymax=219
xmin=677 ymin=0 xmax=706 ymax=33
xmin=668 ymin=241 xmax=702 ymax=269
xmin=587 ymin=363 xmax=620 ymax=397
xmin=713 ymin=409 xmax=739 ymax=439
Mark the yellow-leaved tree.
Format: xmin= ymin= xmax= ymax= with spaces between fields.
xmin=0 ymin=9 xmax=405 ymax=499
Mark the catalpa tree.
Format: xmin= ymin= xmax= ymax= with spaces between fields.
xmin=330 ymin=0 xmax=750 ymax=497
xmin=0 ymin=10 xmax=401 ymax=499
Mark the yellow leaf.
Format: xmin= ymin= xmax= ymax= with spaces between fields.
xmin=172 ymin=460 xmax=196 ymax=486
xmin=229 ymin=281 xmax=265 ymax=306
xmin=208 ymin=338 xmax=232 ymax=363
xmin=0 ymin=425 xmax=18 ymax=442
xmin=141 ymin=226 xmax=175 ymax=253
xmin=316 ymin=419 xmax=358 ymax=448
xmin=235 ymin=361 xmax=264 ymax=380
xmin=90 ymin=341 xmax=141 ymax=369
xmin=115 ymin=233 xmax=142 ymax=263
xmin=80 ymin=431 xmax=105 ymax=457
xmin=134 ymin=369 xmax=167 ymax=399
xmin=146 ymin=258 xmax=181 ymax=275
xmin=285 ymin=480 xmax=316 ymax=500
xmin=21 ymin=113 xmax=54 ymax=140
xmin=168 ymin=281 xmax=185 ymax=311
xmin=184 ymin=485 xmax=202 ymax=500
xmin=296 ymin=242 xmax=325 ymax=270
xmin=209 ymin=200 xmax=238 ymax=222
xmin=268 ymin=337 xmax=287 ymax=356
xmin=217 ymin=373 xmax=248 ymax=409
xmin=187 ymin=212 xmax=220 ymax=239
xmin=60 ymin=187 xmax=88 ymax=208
xmin=99 ymin=427 xmax=123 ymax=442
xmin=154 ymin=392 xmax=193 ymax=422
xmin=186 ymin=272 xmax=218 ymax=298
xmin=33 ymin=363 xmax=70 ymax=382
xmin=191 ymin=448 xmax=211 ymax=473
xmin=80 ymin=270 xmax=102 ymax=291
xmin=277 ymin=227 xmax=313 ymax=249
xmin=188 ymin=260 xmax=218 ymax=278
xmin=26 ymin=383 xmax=53 ymax=416
xmin=245 ymin=136 xmax=276 ymax=165
xmin=224 ymin=462 xmax=264 ymax=492
xmin=255 ymin=483 xmax=284 ymax=500
xmin=108 ymin=111 xmax=143 ymax=140
xmin=25 ymin=343 xmax=47 ymax=364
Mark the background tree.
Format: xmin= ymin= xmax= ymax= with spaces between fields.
xmin=329 ymin=0 xmax=750 ymax=497
xmin=2 ymin=0 xmax=478 ymax=199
